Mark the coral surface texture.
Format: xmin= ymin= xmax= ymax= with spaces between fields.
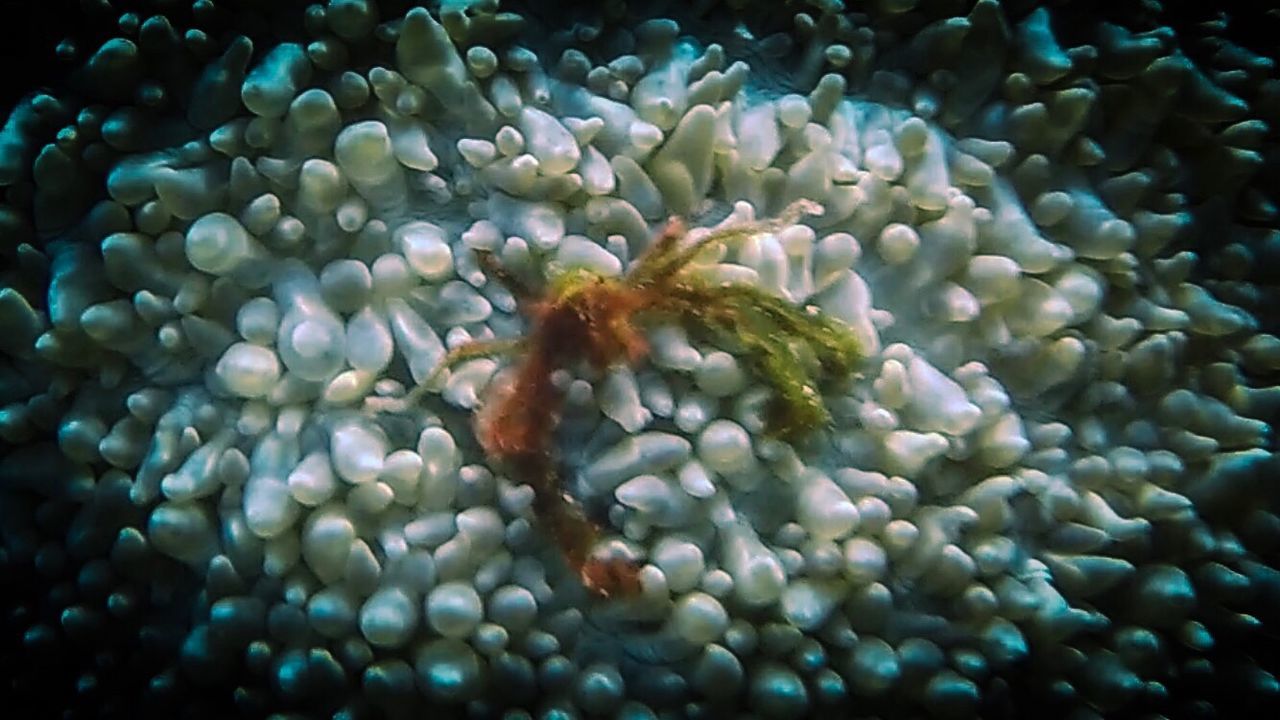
xmin=1 ymin=0 xmax=1278 ymax=718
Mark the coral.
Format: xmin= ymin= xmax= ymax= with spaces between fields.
xmin=0 ymin=0 xmax=1278 ymax=718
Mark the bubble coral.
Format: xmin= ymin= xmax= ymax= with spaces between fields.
xmin=1 ymin=0 xmax=1279 ymax=718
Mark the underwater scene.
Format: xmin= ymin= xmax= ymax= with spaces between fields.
xmin=0 ymin=0 xmax=1277 ymax=717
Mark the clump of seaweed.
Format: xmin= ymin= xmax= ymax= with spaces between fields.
xmin=379 ymin=200 xmax=864 ymax=597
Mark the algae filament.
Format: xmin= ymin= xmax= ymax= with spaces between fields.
xmin=379 ymin=200 xmax=864 ymax=597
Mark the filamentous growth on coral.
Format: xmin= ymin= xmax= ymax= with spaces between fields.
xmin=374 ymin=198 xmax=862 ymax=599
xmin=0 ymin=0 xmax=1277 ymax=718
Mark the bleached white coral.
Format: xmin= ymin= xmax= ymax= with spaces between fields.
xmin=1 ymin=0 xmax=1278 ymax=718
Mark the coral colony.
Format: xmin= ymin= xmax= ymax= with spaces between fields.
xmin=0 ymin=0 xmax=1277 ymax=718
